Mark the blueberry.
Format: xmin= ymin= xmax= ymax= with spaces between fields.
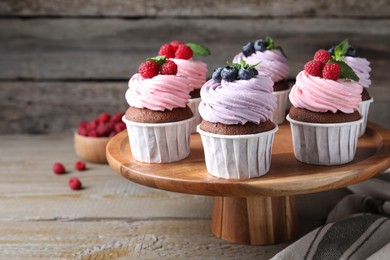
xmin=238 ymin=68 xmax=255 ymax=80
xmin=221 ymin=66 xmax=238 ymax=82
xmin=346 ymin=45 xmax=356 ymax=57
xmin=212 ymin=67 xmax=224 ymax=82
xmin=242 ymin=42 xmax=255 ymax=57
xmin=252 ymin=68 xmax=258 ymax=75
xmin=328 ymin=46 xmax=335 ymax=55
xmin=254 ymin=39 xmax=267 ymax=52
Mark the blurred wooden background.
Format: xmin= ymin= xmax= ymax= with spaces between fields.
xmin=0 ymin=0 xmax=389 ymax=134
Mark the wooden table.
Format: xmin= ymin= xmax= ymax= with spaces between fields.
xmin=0 ymin=130 xmax=386 ymax=259
xmin=107 ymin=122 xmax=390 ymax=245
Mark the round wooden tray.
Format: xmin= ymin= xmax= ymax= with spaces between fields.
xmin=106 ymin=122 xmax=390 ymax=245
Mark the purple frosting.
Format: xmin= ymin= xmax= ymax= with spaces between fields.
xmin=199 ymin=74 xmax=277 ymax=125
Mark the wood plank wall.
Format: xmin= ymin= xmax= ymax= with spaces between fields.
xmin=0 ymin=1 xmax=389 ymax=134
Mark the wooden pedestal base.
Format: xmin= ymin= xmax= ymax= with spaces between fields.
xmin=211 ymin=196 xmax=297 ymax=245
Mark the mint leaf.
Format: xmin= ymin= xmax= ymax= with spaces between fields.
xmin=333 ymin=60 xmax=359 ymax=81
xmin=334 ymin=39 xmax=349 ymax=60
xmin=227 ymin=61 xmax=241 ymax=71
xmin=228 ymin=59 xmax=261 ymax=70
xmin=186 ymin=43 xmax=211 ymax=57
xmin=147 ymin=56 xmax=166 ymax=66
xmin=265 ymin=36 xmax=286 ymax=57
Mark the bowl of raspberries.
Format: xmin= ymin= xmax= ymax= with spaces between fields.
xmin=74 ymin=112 xmax=126 ymax=164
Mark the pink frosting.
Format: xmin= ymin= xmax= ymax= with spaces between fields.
xmin=126 ymin=73 xmax=192 ymax=111
xmin=170 ymin=58 xmax=208 ymax=90
xmin=233 ymin=50 xmax=289 ymax=82
xmin=344 ymin=56 xmax=372 ymax=89
xmin=289 ymin=71 xmax=363 ymax=114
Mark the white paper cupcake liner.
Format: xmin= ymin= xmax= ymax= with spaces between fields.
xmin=358 ymin=97 xmax=374 ymax=137
xmin=122 ymin=116 xmax=195 ymax=163
xmin=270 ymin=89 xmax=290 ymax=125
xmin=197 ymin=125 xmax=278 ymax=179
xmin=287 ymin=115 xmax=363 ymax=165
xmin=188 ymin=97 xmax=202 ymax=134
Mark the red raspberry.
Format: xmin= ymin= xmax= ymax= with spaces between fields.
xmin=170 ymin=40 xmax=183 ymax=52
xmin=88 ymin=130 xmax=98 ymax=137
xmin=314 ymin=50 xmax=332 ymax=64
xmin=108 ymin=131 xmax=117 ymax=137
xmin=98 ymin=112 xmax=111 ymax=123
xmin=78 ymin=127 xmax=88 ymax=136
xmin=114 ymin=122 xmax=126 ymax=132
xmin=87 ymin=121 xmax=98 ymax=131
xmin=110 ymin=112 xmax=125 ymax=124
xmin=160 ymin=60 xmax=178 ymax=75
xmin=175 ymin=45 xmax=193 ymax=59
xmin=53 ymin=162 xmax=66 ymax=175
xmin=75 ymin=161 xmax=86 ymax=171
xmin=158 ymin=44 xmax=175 ymax=59
xmin=322 ymin=62 xmax=341 ymax=80
xmin=69 ymin=177 xmax=82 ymax=190
xmin=97 ymin=123 xmax=112 ymax=137
xmin=304 ymin=60 xmax=324 ymax=77
xmin=138 ymin=60 xmax=159 ymax=79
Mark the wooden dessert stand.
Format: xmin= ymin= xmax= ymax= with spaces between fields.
xmin=106 ymin=122 xmax=390 ymax=245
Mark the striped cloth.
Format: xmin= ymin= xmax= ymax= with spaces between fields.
xmin=272 ymin=170 xmax=390 ymax=260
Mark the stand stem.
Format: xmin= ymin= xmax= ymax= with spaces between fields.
xmin=211 ymin=196 xmax=297 ymax=245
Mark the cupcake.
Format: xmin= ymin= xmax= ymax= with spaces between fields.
xmin=197 ymin=61 xmax=278 ymax=179
xmin=233 ymin=36 xmax=289 ymax=124
xmin=123 ymin=56 xmax=195 ymax=163
xmin=287 ymin=50 xmax=363 ymax=165
xmin=329 ymin=40 xmax=373 ymax=136
xmin=158 ymin=41 xmax=210 ymax=133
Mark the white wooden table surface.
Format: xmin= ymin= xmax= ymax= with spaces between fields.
xmin=0 ymin=134 xmax=353 ymax=259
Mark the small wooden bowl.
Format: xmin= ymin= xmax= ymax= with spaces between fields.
xmin=74 ymin=132 xmax=110 ymax=164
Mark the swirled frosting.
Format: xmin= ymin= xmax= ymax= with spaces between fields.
xmin=344 ymin=56 xmax=371 ymax=89
xmin=126 ymin=73 xmax=191 ymax=111
xmin=199 ymin=73 xmax=277 ymax=125
xmin=233 ymin=50 xmax=289 ymax=83
xmin=289 ymin=71 xmax=363 ymax=114
xmin=170 ymin=58 xmax=208 ymax=90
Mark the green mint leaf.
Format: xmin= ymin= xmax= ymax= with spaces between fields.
xmin=247 ymin=61 xmax=262 ymax=69
xmin=227 ymin=61 xmax=241 ymax=71
xmin=147 ymin=55 xmax=166 ymax=66
xmin=334 ymin=39 xmax=349 ymax=60
xmin=265 ymin=36 xmax=287 ymax=57
xmin=186 ymin=43 xmax=211 ymax=57
xmin=333 ymin=60 xmax=359 ymax=81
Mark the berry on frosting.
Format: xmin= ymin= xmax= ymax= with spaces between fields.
xmin=254 ymin=39 xmax=267 ymax=52
xmin=212 ymin=67 xmax=224 ymax=82
xmin=160 ymin=60 xmax=178 ymax=75
xmin=241 ymin=36 xmax=286 ymax=57
xmin=170 ymin=40 xmax=183 ymax=52
xmin=346 ymin=46 xmax=356 ymax=57
xmin=322 ymin=63 xmax=341 ymax=80
xmin=213 ymin=59 xmax=260 ymax=83
xmin=314 ymin=50 xmax=332 ymax=64
xmin=138 ymin=60 xmax=159 ymax=79
xmin=221 ymin=66 xmax=238 ymax=82
xmin=304 ymin=60 xmax=324 ymax=77
xmin=158 ymin=44 xmax=175 ymax=59
xmin=175 ymin=45 xmax=193 ymax=59
xmin=242 ymin=42 xmax=255 ymax=57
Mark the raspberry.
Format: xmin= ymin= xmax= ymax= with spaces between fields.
xmin=108 ymin=131 xmax=117 ymax=137
xmin=88 ymin=130 xmax=98 ymax=137
xmin=158 ymin=44 xmax=175 ymax=59
xmin=110 ymin=112 xmax=125 ymax=124
xmin=170 ymin=40 xmax=183 ymax=52
xmin=87 ymin=121 xmax=98 ymax=131
xmin=138 ymin=60 xmax=159 ymax=79
xmin=304 ymin=60 xmax=324 ymax=77
xmin=69 ymin=177 xmax=82 ymax=190
xmin=97 ymin=112 xmax=111 ymax=123
xmin=314 ymin=50 xmax=332 ymax=64
xmin=78 ymin=127 xmax=88 ymax=136
xmin=75 ymin=161 xmax=86 ymax=171
xmin=96 ymin=123 xmax=112 ymax=137
xmin=160 ymin=60 xmax=178 ymax=75
xmin=322 ymin=62 xmax=341 ymax=80
xmin=175 ymin=45 xmax=193 ymax=59
xmin=114 ymin=122 xmax=126 ymax=132
xmin=53 ymin=162 xmax=66 ymax=174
